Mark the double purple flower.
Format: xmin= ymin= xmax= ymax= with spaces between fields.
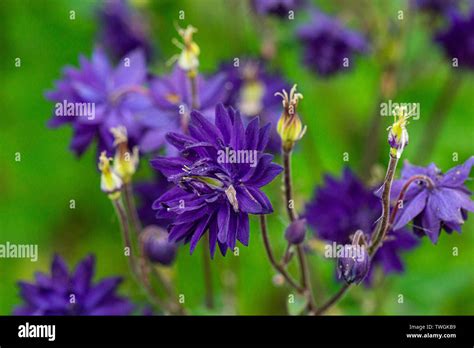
xmin=14 ymin=255 xmax=134 ymax=316
xmin=151 ymin=104 xmax=282 ymax=257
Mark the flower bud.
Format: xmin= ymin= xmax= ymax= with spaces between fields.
xmin=275 ymin=84 xmax=306 ymax=151
xmin=98 ymin=151 xmax=122 ymax=200
xmin=337 ymin=230 xmax=370 ymax=284
xmin=285 ymin=218 xmax=307 ymax=245
xmin=387 ymin=105 xmax=411 ymax=159
xmin=142 ymin=226 xmax=177 ymax=266
xmin=110 ymin=126 xmax=139 ymax=183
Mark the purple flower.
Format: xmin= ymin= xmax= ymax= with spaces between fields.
xmin=221 ymin=59 xmax=291 ymax=151
xmin=97 ymin=0 xmax=153 ymax=61
xmin=304 ymin=168 xmax=419 ymax=283
xmin=251 ymin=0 xmax=304 ymax=17
xmin=390 ymin=157 xmax=474 ymax=243
xmin=337 ymin=247 xmax=370 ymax=284
xmin=46 ymin=47 xmax=151 ymax=156
xmin=142 ymin=226 xmax=177 ymax=266
xmin=412 ymin=0 xmax=460 ymax=15
xmin=13 ymin=255 xmax=134 ymax=316
xmin=151 ymin=104 xmax=283 ymax=257
xmin=435 ymin=8 xmax=474 ymax=70
xmin=141 ymin=66 xmax=228 ymax=153
xmin=297 ymin=10 xmax=369 ymax=77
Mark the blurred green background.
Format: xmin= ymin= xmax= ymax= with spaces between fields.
xmin=0 ymin=0 xmax=473 ymax=315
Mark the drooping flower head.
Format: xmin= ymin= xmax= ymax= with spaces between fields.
xmin=97 ymin=0 xmax=153 ymax=61
xmin=141 ymin=66 xmax=228 ymax=153
xmin=171 ymin=24 xmax=200 ymax=72
xmin=304 ymin=168 xmax=419 ymax=284
xmin=297 ymin=10 xmax=369 ymax=77
xmin=46 ymin=48 xmax=151 ymax=156
xmin=142 ymin=226 xmax=178 ymax=266
xmin=99 ymin=151 xmax=123 ymax=200
xmin=390 ymin=157 xmax=474 ymax=243
xmin=110 ymin=125 xmax=139 ymax=183
xmin=435 ymin=8 xmax=474 ymax=70
xmin=151 ymin=104 xmax=283 ymax=257
xmin=337 ymin=230 xmax=370 ymax=284
xmin=14 ymin=255 xmax=134 ymax=316
xmin=251 ymin=0 xmax=305 ymax=18
xmin=221 ymin=59 xmax=292 ymax=151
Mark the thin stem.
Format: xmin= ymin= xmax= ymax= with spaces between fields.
xmin=112 ymin=199 xmax=170 ymax=312
xmin=315 ymin=284 xmax=351 ymax=315
xmin=259 ymin=215 xmax=304 ymax=293
xmin=123 ymin=182 xmax=142 ymax=234
xmin=369 ymin=155 xmax=399 ymax=255
xmin=414 ymin=73 xmax=462 ymax=163
xmin=202 ymin=235 xmax=214 ymax=309
xmin=282 ymin=149 xmax=317 ymax=313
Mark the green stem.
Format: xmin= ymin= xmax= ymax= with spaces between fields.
xmin=202 ymin=235 xmax=214 ymax=309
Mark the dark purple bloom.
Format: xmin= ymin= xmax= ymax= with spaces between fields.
xmin=251 ymin=0 xmax=304 ymax=17
xmin=435 ymin=8 xmax=474 ymax=70
xmin=285 ymin=218 xmax=307 ymax=245
xmin=141 ymin=66 xmax=228 ymax=153
xmin=46 ymin=47 xmax=151 ymax=156
xmin=412 ymin=0 xmax=460 ymax=15
xmin=304 ymin=168 xmax=418 ymax=283
xmin=135 ymin=173 xmax=170 ymax=227
xmin=390 ymin=157 xmax=474 ymax=243
xmin=13 ymin=255 xmax=134 ymax=316
xmin=97 ymin=0 xmax=153 ymax=61
xmin=142 ymin=226 xmax=177 ymax=266
xmin=151 ymin=104 xmax=282 ymax=257
xmin=297 ymin=11 xmax=369 ymax=77
xmin=221 ymin=59 xmax=291 ymax=151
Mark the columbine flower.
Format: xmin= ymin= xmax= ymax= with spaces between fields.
xmin=141 ymin=66 xmax=227 ymax=153
xmin=46 ymin=47 xmax=150 ymax=156
xmin=285 ymin=218 xmax=307 ymax=245
xmin=110 ymin=126 xmax=139 ymax=183
xmin=151 ymin=104 xmax=283 ymax=257
xmin=97 ymin=0 xmax=153 ymax=61
xmin=435 ymin=8 xmax=474 ymax=70
xmin=221 ymin=59 xmax=291 ymax=151
xmin=99 ymin=151 xmax=123 ymax=200
xmin=13 ymin=254 xmax=134 ymax=316
xmin=337 ymin=230 xmax=370 ymax=284
xmin=297 ymin=10 xmax=368 ymax=76
xmin=390 ymin=157 xmax=474 ymax=243
xmin=142 ymin=226 xmax=177 ymax=266
xmin=275 ymin=84 xmax=306 ymax=151
xmin=250 ymin=0 xmax=305 ymax=18
xmin=171 ymin=24 xmax=200 ymax=72
xmin=304 ymin=168 xmax=418 ymax=283
xmin=387 ymin=106 xmax=412 ymax=159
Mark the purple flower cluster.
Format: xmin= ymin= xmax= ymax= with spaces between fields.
xmin=151 ymin=104 xmax=282 ymax=257
xmin=297 ymin=11 xmax=369 ymax=77
xmin=304 ymin=168 xmax=419 ymax=283
xmin=46 ymin=48 xmax=151 ymax=156
xmin=14 ymin=255 xmax=134 ymax=316
xmin=435 ymin=8 xmax=474 ymax=70
xmin=97 ymin=0 xmax=153 ymax=61
xmin=390 ymin=157 xmax=474 ymax=243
